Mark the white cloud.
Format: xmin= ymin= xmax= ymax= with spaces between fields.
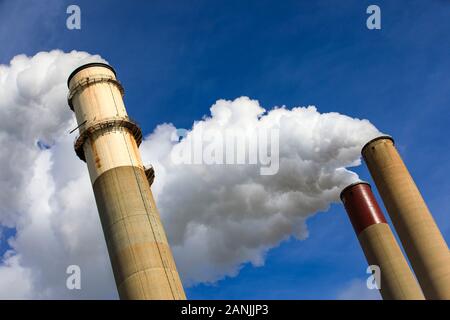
xmin=141 ymin=98 xmax=381 ymax=284
xmin=0 ymin=51 xmax=381 ymax=298
xmin=0 ymin=50 xmax=117 ymax=299
xmin=0 ymin=253 xmax=33 ymax=299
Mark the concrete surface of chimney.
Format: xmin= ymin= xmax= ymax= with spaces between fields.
xmin=68 ymin=63 xmax=186 ymax=300
xmin=362 ymin=136 xmax=450 ymax=299
xmin=340 ymin=182 xmax=424 ymax=300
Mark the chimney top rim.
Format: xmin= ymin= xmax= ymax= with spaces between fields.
xmin=361 ymin=135 xmax=394 ymax=156
xmin=339 ymin=181 xmax=371 ymax=201
xmin=67 ymin=62 xmax=116 ymax=88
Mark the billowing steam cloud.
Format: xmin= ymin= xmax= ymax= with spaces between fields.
xmin=141 ymin=98 xmax=381 ymax=284
xmin=0 ymin=50 xmax=380 ymax=298
xmin=0 ymin=50 xmax=116 ymax=299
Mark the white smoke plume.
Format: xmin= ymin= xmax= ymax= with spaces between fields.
xmin=0 ymin=50 xmax=381 ymax=298
xmin=141 ymin=98 xmax=381 ymax=284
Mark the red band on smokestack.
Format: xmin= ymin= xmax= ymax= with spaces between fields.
xmin=340 ymin=182 xmax=387 ymax=235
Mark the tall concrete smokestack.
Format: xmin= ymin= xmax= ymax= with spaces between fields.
xmin=340 ymin=182 xmax=424 ymax=300
xmin=362 ymin=136 xmax=450 ymax=299
xmin=67 ymin=63 xmax=186 ymax=300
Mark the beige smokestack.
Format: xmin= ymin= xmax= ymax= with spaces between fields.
xmin=67 ymin=63 xmax=186 ymax=300
xmin=340 ymin=182 xmax=424 ymax=300
xmin=362 ymin=136 xmax=450 ymax=299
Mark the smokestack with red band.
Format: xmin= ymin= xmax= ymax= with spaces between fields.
xmin=362 ymin=136 xmax=450 ymax=299
xmin=340 ymin=182 xmax=424 ymax=300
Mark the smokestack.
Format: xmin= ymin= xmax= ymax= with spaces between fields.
xmin=67 ymin=63 xmax=186 ymax=300
xmin=340 ymin=182 xmax=424 ymax=300
xmin=362 ymin=136 xmax=450 ymax=299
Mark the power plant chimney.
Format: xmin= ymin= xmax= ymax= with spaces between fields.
xmin=340 ymin=182 xmax=424 ymax=300
xmin=362 ymin=136 xmax=450 ymax=299
xmin=67 ymin=63 xmax=186 ymax=300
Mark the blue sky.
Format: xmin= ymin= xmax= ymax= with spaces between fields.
xmin=1 ymin=0 xmax=449 ymax=299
